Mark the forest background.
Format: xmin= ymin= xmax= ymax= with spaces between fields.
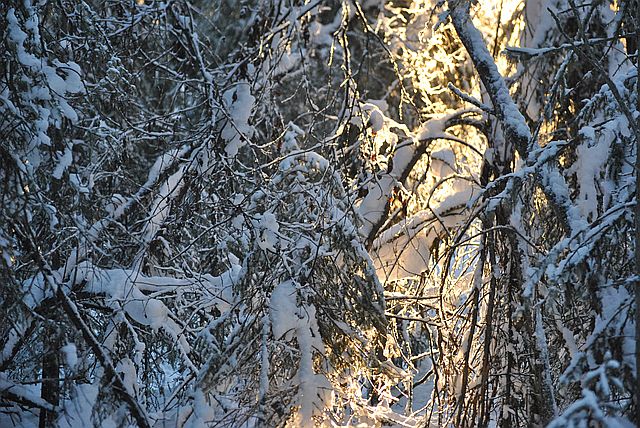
xmin=1 ymin=0 xmax=639 ymax=427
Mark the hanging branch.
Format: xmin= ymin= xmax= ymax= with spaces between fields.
xmin=448 ymin=0 xmax=532 ymax=165
xmin=12 ymin=219 xmax=152 ymax=428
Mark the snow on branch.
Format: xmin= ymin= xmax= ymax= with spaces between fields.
xmin=358 ymin=108 xmax=482 ymax=247
xmin=448 ymin=0 xmax=532 ymax=161
xmin=0 ymin=374 xmax=57 ymax=412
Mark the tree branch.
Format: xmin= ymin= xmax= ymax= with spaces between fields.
xmin=448 ymin=0 xmax=532 ymax=164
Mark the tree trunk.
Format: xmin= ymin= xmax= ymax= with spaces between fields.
xmin=634 ymin=1 xmax=640 ymax=424
xmin=39 ymin=332 xmax=59 ymax=428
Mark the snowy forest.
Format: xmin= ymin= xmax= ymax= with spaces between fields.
xmin=1 ymin=0 xmax=639 ymax=426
